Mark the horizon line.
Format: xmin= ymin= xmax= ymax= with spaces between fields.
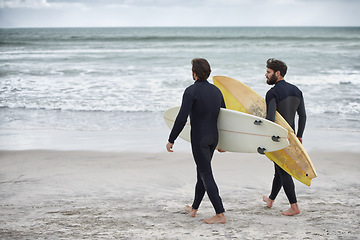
xmin=1 ymin=25 xmax=360 ymax=29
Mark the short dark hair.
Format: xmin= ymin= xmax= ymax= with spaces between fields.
xmin=266 ymin=58 xmax=287 ymax=77
xmin=192 ymin=58 xmax=211 ymax=81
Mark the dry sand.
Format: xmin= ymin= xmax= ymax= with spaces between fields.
xmin=0 ymin=150 xmax=359 ymax=239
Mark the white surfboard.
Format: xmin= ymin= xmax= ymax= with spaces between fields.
xmin=164 ymin=106 xmax=289 ymax=153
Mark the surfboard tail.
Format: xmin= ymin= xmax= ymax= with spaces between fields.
xmin=265 ymin=150 xmax=312 ymax=186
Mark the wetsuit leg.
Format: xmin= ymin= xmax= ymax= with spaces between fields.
xmin=191 ymin=142 xmax=225 ymax=214
xmin=269 ymin=163 xmax=297 ymax=204
xmin=192 ymin=168 xmax=206 ymax=210
xmin=279 ymin=164 xmax=297 ymax=204
xmin=269 ymin=163 xmax=282 ymax=201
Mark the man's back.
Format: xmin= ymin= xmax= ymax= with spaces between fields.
xmin=168 ymin=80 xmax=225 ymax=144
xmin=186 ymin=80 xmax=225 ymax=136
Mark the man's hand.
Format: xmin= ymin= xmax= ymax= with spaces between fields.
xmin=298 ymin=137 xmax=303 ymax=144
xmin=217 ymin=148 xmax=226 ymax=153
xmin=166 ymin=142 xmax=174 ymax=152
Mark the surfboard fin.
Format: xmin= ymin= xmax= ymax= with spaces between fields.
xmin=254 ymin=120 xmax=262 ymax=125
xmin=257 ymin=147 xmax=266 ymax=154
xmin=272 ymin=136 xmax=280 ymax=142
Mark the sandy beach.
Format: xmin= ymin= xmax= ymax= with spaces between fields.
xmin=1 ymin=25 xmax=360 ymax=239
xmin=1 ymin=149 xmax=359 ymax=239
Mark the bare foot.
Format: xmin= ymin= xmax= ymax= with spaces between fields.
xmin=263 ymin=196 xmax=274 ymax=208
xmin=203 ymin=213 xmax=226 ymax=224
xmin=281 ymin=203 xmax=300 ymax=216
xmin=185 ymin=205 xmax=198 ymax=217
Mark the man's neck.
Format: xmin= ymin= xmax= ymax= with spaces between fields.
xmin=276 ymin=78 xmax=285 ymax=83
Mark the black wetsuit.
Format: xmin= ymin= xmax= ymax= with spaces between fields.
xmin=265 ymin=80 xmax=306 ymax=204
xmin=168 ymin=80 xmax=226 ymax=214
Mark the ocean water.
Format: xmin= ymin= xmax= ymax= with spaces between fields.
xmin=1 ymin=27 xmax=359 ymax=151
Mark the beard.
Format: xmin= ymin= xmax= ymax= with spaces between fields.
xmin=267 ymin=73 xmax=278 ymax=85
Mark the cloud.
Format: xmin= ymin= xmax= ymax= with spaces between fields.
xmin=0 ymin=0 xmax=359 ymax=27
xmin=2 ymin=0 xmax=358 ymax=9
xmin=0 ymin=0 xmax=261 ymax=9
xmin=0 ymin=0 xmax=47 ymax=8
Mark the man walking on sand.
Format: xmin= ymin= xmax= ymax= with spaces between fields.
xmin=166 ymin=58 xmax=226 ymax=224
xmin=262 ymin=58 xmax=306 ymax=216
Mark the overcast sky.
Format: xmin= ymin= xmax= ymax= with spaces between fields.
xmin=0 ymin=0 xmax=359 ymax=28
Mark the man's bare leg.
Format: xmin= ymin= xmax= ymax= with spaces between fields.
xmin=263 ymin=196 xmax=274 ymax=208
xmin=185 ymin=205 xmax=198 ymax=217
xmin=281 ymin=203 xmax=300 ymax=216
xmin=203 ymin=213 xmax=226 ymax=224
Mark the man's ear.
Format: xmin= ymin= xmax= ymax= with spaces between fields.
xmin=275 ymin=71 xmax=281 ymax=78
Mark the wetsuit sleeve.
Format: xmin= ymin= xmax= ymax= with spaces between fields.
xmin=168 ymin=91 xmax=193 ymax=143
xmin=221 ymin=96 xmax=226 ymax=109
xmin=296 ymin=97 xmax=306 ymax=138
xmin=265 ymin=98 xmax=277 ymax=122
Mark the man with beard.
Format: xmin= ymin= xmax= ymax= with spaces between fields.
xmin=262 ymin=58 xmax=306 ymax=216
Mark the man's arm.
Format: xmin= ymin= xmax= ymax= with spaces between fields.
xmin=167 ymin=91 xmax=193 ymax=151
xmin=296 ymin=98 xmax=306 ymax=141
xmin=221 ymin=95 xmax=226 ymax=109
xmin=265 ymin=98 xmax=277 ymax=122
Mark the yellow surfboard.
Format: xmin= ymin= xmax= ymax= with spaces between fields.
xmin=213 ymin=76 xmax=317 ymax=186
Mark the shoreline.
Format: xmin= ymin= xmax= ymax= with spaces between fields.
xmin=1 ymin=124 xmax=359 ymax=153
xmin=1 ymin=150 xmax=359 ymax=239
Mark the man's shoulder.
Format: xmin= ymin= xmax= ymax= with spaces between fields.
xmin=266 ymin=85 xmax=277 ymax=95
xmin=283 ymin=80 xmax=301 ymax=91
xmin=182 ymin=85 xmax=195 ymax=99
xmin=184 ymin=83 xmax=196 ymax=91
xmin=265 ymin=86 xmax=277 ymax=103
